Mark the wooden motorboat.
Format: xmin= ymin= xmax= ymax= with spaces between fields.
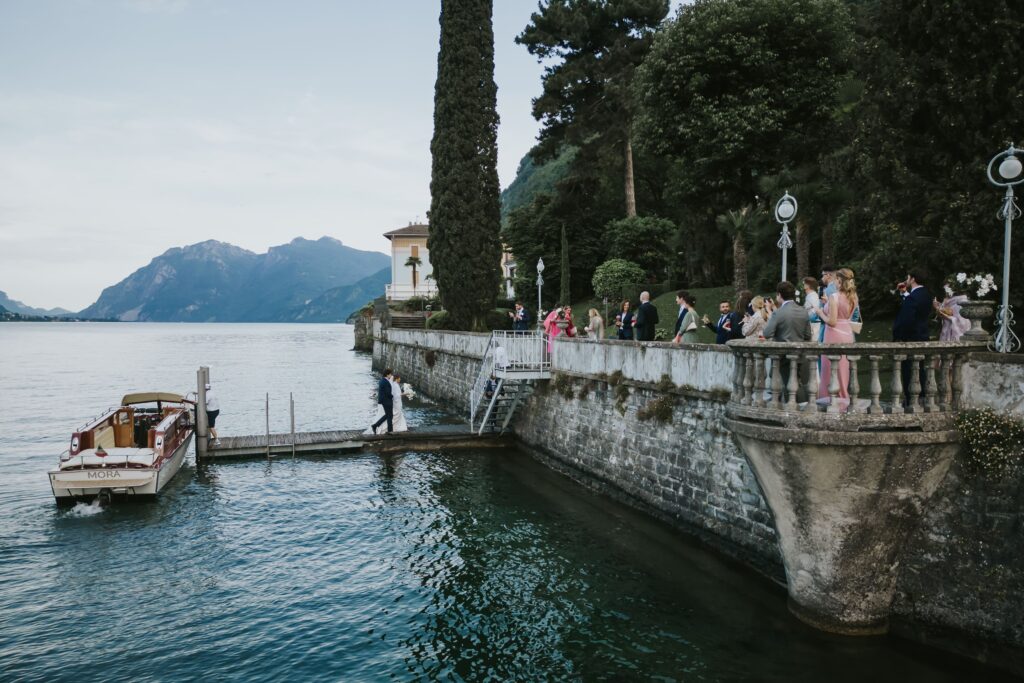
xmin=49 ymin=392 xmax=194 ymax=506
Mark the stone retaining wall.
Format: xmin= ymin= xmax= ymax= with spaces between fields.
xmin=374 ymin=329 xmax=1024 ymax=671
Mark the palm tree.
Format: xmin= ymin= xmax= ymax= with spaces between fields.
xmin=405 ymin=255 xmax=423 ymax=294
xmin=716 ymin=206 xmax=756 ymax=293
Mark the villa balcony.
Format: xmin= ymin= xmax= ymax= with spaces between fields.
xmin=386 ymin=283 xmax=438 ymax=301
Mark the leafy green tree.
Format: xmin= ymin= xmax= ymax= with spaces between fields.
xmin=636 ymin=0 xmax=853 ymax=217
xmin=841 ymin=0 xmax=1024 ymax=311
xmin=604 ymin=215 xmax=675 ymax=280
xmin=428 ymin=0 xmax=503 ymax=330
xmin=516 ymin=0 xmax=670 ymax=217
xmin=592 ymin=259 xmax=647 ymax=301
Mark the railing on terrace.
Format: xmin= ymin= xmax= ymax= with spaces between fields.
xmin=491 ymin=331 xmax=551 ymax=377
xmin=725 ymin=340 xmax=983 ymax=431
xmin=385 ymin=283 xmax=438 ymax=301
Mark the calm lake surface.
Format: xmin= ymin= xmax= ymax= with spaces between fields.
xmin=0 ymin=323 xmax=1000 ymax=681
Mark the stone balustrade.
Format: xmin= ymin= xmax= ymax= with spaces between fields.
xmin=726 ymin=340 xmax=981 ymax=431
xmin=723 ymin=338 xmax=986 ymax=636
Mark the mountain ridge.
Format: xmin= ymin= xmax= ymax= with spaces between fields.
xmin=77 ymin=237 xmax=388 ymax=322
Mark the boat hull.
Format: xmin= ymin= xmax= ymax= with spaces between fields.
xmin=50 ymin=433 xmax=193 ymax=505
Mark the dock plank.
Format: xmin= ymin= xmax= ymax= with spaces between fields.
xmin=205 ymin=426 xmax=508 ymax=460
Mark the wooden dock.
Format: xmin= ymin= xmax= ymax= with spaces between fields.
xmin=205 ymin=427 xmax=510 ymax=460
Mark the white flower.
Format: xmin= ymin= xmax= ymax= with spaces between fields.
xmin=957 ymin=272 xmax=967 ymax=283
xmin=974 ymin=274 xmax=983 ymax=282
xmin=944 ymin=284 xmax=954 ymax=298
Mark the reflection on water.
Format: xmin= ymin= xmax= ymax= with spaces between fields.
xmin=0 ymin=323 xmax=1001 ymax=681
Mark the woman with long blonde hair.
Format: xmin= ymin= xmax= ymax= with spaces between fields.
xmin=741 ymin=296 xmax=769 ymax=340
xmin=813 ymin=268 xmax=858 ymax=410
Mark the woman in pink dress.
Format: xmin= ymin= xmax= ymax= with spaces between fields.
xmin=813 ymin=268 xmax=858 ymax=411
xmin=542 ymin=306 xmax=576 ymax=352
xmin=933 ymin=285 xmax=971 ymax=341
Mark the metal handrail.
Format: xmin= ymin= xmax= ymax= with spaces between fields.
xmin=468 ymin=335 xmax=497 ymax=431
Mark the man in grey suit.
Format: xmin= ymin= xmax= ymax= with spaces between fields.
xmin=762 ymin=281 xmax=812 ymax=403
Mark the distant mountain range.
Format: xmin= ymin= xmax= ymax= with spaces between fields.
xmin=40 ymin=236 xmax=392 ymax=323
xmin=0 ymin=290 xmax=74 ymax=317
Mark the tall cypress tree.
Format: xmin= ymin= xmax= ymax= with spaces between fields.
xmin=428 ymin=0 xmax=503 ymax=331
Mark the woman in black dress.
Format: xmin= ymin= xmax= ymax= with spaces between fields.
xmin=615 ymin=300 xmax=635 ymax=340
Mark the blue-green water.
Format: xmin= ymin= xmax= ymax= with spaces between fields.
xmin=0 ymin=324 xmax=1001 ymax=681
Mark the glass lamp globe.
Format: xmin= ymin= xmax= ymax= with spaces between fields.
xmin=999 ymin=154 xmax=1023 ymax=181
xmin=537 ymin=257 xmax=545 ymax=273
xmin=778 ymin=201 xmax=795 ymax=220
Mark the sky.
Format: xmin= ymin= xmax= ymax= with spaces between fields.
xmin=0 ymin=0 xmax=550 ymax=311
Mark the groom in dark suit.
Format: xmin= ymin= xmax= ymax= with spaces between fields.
xmin=634 ymin=291 xmax=659 ymax=342
xmin=893 ymin=269 xmax=932 ymax=406
xmin=371 ymin=369 xmax=394 ymax=434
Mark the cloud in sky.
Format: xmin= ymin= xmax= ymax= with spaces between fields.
xmin=0 ymin=0 xmax=545 ymax=310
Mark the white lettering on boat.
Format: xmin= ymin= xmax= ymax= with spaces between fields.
xmin=86 ymin=470 xmax=122 ymax=480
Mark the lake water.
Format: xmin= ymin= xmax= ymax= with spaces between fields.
xmin=0 ymin=323 xmax=1000 ymax=681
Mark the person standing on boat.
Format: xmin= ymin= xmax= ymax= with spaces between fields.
xmin=205 ymin=383 xmax=221 ymax=446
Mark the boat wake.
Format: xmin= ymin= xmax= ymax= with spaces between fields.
xmin=67 ymin=500 xmax=105 ymax=517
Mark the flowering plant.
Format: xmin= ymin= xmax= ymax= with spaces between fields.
xmin=943 ymin=272 xmax=997 ymax=299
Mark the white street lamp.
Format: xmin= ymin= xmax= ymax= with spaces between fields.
xmin=774 ymin=192 xmax=798 ymax=282
xmin=536 ymin=257 xmax=545 ymax=331
xmin=986 ymin=144 xmax=1023 ymax=353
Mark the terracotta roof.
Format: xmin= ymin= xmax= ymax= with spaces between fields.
xmin=383 ymin=223 xmax=429 ymax=239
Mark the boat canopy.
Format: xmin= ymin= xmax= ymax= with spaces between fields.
xmin=121 ymin=392 xmax=187 ymax=406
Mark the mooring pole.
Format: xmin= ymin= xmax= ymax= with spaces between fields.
xmin=265 ymin=392 xmax=271 ymax=459
xmin=196 ymin=366 xmax=209 ymax=461
xmin=290 ymin=392 xmax=295 ymax=458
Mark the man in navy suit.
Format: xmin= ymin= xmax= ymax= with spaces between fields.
xmin=510 ymin=301 xmax=530 ymax=331
xmin=703 ymin=299 xmax=740 ymax=344
xmin=371 ymin=369 xmax=394 ymax=434
xmin=893 ymin=270 xmax=932 ymax=406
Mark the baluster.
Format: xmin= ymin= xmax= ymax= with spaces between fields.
xmin=952 ymin=354 xmax=965 ymax=410
xmin=827 ymin=354 xmax=842 ymax=414
xmin=890 ymin=353 xmax=905 ymax=415
xmin=868 ymin=355 xmax=883 ymax=414
xmin=754 ymin=352 xmax=767 ymax=409
xmin=848 ymin=355 xmax=860 ymax=414
xmin=924 ymin=355 xmax=939 ymax=413
xmin=771 ymin=354 xmax=784 ymax=410
xmin=806 ymin=353 xmax=819 ymax=412
xmin=906 ymin=354 xmax=923 ymax=414
xmin=939 ymin=353 xmax=953 ymax=411
xmin=742 ymin=353 xmax=754 ymax=406
xmin=732 ymin=352 xmax=744 ymax=403
xmin=786 ymin=354 xmax=800 ymax=411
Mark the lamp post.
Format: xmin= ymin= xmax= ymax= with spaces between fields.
xmin=987 ymin=144 xmax=1024 ymax=353
xmin=536 ymin=257 xmax=545 ymax=332
xmin=774 ymin=192 xmax=798 ymax=283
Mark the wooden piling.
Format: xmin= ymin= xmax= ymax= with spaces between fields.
xmin=265 ymin=393 xmax=270 ymax=458
xmin=290 ymin=393 xmax=295 ymax=458
xmin=196 ymin=366 xmax=210 ymax=461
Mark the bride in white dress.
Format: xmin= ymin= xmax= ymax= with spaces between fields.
xmin=389 ymin=376 xmax=409 ymax=433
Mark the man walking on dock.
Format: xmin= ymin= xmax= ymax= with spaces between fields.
xmin=371 ymin=370 xmax=395 ymax=434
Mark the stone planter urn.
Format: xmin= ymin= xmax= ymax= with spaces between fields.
xmin=555 ymin=319 xmax=570 ymax=332
xmin=959 ymin=299 xmax=995 ymax=342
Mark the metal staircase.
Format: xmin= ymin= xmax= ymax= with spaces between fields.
xmin=469 ymin=331 xmax=551 ymax=435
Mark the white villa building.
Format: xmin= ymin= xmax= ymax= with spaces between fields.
xmin=384 ymin=223 xmax=436 ymax=301
xmin=383 ymin=221 xmax=516 ymax=302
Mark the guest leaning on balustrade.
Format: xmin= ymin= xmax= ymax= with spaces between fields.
xmin=762 ymin=281 xmax=812 ymax=404
xmin=742 ymin=296 xmax=769 ymax=340
xmin=584 ymin=308 xmax=605 ymax=340
xmin=813 ymin=268 xmax=858 ymax=412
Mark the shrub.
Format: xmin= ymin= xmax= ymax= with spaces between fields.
xmin=955 ymin=409 xmax=1024 ymax=476
xmin=551 ymin=373 xmax=575 ymax=399
xmin=604 ymin=216 xmax=676 ymax=279
xmin=425 ymin=311 xmax=456 ymax=330
xmin=614 ymin=383 xmax=630 ymax=414
xmin=486 ymin=308 xmax=514 ymax=331
xmin=402 ymin=296 xmax=429 ymax=312
xmin=592 ymin=259 xmax=647 ymax=302
xmin=424 ymin=350 xmax=436 ymax=368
